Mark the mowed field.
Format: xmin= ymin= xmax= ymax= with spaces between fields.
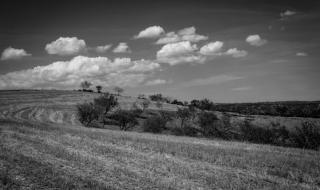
xmin=0 ymin=90 xmax=320 ymax=190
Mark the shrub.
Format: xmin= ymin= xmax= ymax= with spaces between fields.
xmin=290 ymin=122 xmax=320 ymax=150
xmin=77 ymin=102 xmax=101 ymax=127
xmin=171 ymin=123 xmax=199 ymax=137
xmin=108 ymin=110 xmax=138 ymax=131
xmin=143 ymin=115 xmax=167 ymax=133
xmin=240 ymin=120 xmax=291 ymax=146
xmin=93 ymin=93 xmax=118 ymax=115
xmin=198 ymin=111 xmax=219 ymax=137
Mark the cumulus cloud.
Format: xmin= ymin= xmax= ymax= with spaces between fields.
xmin=113 ymin=42 xmax=131 ymax=53
xmin=145 ymin=79 xmax=167 ymax=86
xmin=224 ymin=48 xmax=248 ymax=58
xmin=280 ymin=10 xmax=297 ymax=18
xmin=45 ymin=37 xmax=86 ymax=55
xmin=0 ymin=56 xmax=160 ymax=89
xmin=134 ymin=26 xmax=165 ymax=39
xmin=156 ymin=26 xmax=208 ymax=44
xmin=246 ymin=35 xmax=267 ymax=47
xmin=181 ymin=74 xmax=244 ymax=87
xmin=1 ymin=47 xmax=31 ymax=60
xmin=157 ymin=40 xmax=247 ymax=65
xmin=156 ymin=41 xmax=204 ymax=65
xmin=96 ymin=44 xmax=112 ymax=53
xmin=199 ymin=41 xmax=224 ymax=55
xmin=296 ymin=52 xmax=308 ymax=57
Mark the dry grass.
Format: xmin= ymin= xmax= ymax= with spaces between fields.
xmin=0 ymin=90 xmax=320 ymax=189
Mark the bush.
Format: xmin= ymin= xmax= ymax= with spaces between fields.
xmin=77 ymin=102 xmax=101 ymax=127
xmin=171 ymin=123 xmax=199 ymax=137
xmin=108 ymin=110 xmax=138 ymax=131
xmin=198 ymin=111 xmax=219 ymax=137
xmin=240 ymin=120 xmax=291 ymax=146
xmin=290 ymin=122 xmax=320 ymax=150
xmin=93 ymin=93 xmax=118 ymax=115
xmin=143 ymin=114 xmax=169 ymax=133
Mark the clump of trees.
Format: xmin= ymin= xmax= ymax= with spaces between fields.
xmin=80 ymin=81 xmax=93 ymax=92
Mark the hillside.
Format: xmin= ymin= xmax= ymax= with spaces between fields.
xmin=0 ymin=90 xmax=320 ymax=189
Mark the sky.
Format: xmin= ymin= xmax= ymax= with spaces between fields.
xmin=0 ymin=0 xmax=320 ymax=102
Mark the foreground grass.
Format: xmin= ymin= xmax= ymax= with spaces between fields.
xmin=1 ymin=119 xmax=320 ymax=189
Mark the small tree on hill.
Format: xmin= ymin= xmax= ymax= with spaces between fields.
xmin=77 ymin=102 xmax=100 ymax=127
xmin=80 ymin=81 xmax=92 ymax=91
xmin=113 ymin=86 xmax=124 ymax=96
xmin=109 ymin=110 xmax=138 ymax=131
xmin=93 ymin=93 xmax=118 ymax=115
xmin=96 ymin=85 xmax=102 ymax=93
xmin=176 ymin=108 xmax=191 ymax=128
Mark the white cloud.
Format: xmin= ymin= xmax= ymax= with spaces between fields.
xmin=134 ymin=26 xmax=165 ymax=39
xmin=181 ymin=74 xmax=244 ymax=87
xmin=96 ymin=44 xmax=112 ymax=53
xmin=224 ymin=48 xmax=248 ymax=58
xmin=199 ymin=41 xmax=224 ymax=55
xmin=1 ymin=47 xmax=31 ymax=60
xmin=156 ymin=26 xmax=208 ymax=44
xmin=113 ymin=42 xmax=131 ymax=53
xmin=232 ymin=86 xmax=252 ymax=91
xmin=296 ymin=52 xmax=308 ymax=57
xmin=156 ymin=41 xmax=204 ymax=65
xmin=246 ymin=35 xmax=267 ymax=47
xmin=280 ymin=10 xmax=297 ymax=18
xmin=45 ymin=37 xmax=86 ymax=56
xmin=0 ymin=56 xmax=160 ymax=89
xmin=145 ymin=79 xmax=167 ymax=86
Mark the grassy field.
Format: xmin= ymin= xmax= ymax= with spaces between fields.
xmin=0 ymin=90 xmax=320 ymax=189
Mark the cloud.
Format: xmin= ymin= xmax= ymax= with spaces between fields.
xmin=134 ymin=26 xmax=165 ymax=39
xmin=246 ymin=35 xmax=267 ymax=47
xmin=145 ymin=79 xmax=167 ymax=86
xmin=224 ymin=48 xmax=248 ymax=58
xmin=232 ymin=86 xmax=252 ymax=91
xmin=296 ymin=52 xmax=308 ymax=57
xmin=0 ymin=56 xmax=160 ymax=89
xmin=113 ymin=42 xmax=131 ymax=53
xmin=1 ymin=47 xmax=31 ymax=60
xmin=156 ymin=26 xmax=208 ymax=44
xmin=199 ymin=41 xmax=224 ymax=55
xmin=96 ymin=44 xmax=112 ymax=53
xmin=156 ymin=41 xmax=204 ymax=65
xmin=45 ymin=37 xmax=86 ymax=55
xmin=280 ymin=10 xmax=297 ymax=18
xmin=181 ymin=74 xmax=244 ymax=87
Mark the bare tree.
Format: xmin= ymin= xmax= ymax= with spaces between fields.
xmin=113 ymin=86 xmax=124 ymax=96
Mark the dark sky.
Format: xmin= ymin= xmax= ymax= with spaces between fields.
xmin=0 ymin=0 xmax=320 ymax=102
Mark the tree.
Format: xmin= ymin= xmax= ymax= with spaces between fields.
xmin=93 ymin=93 xmax=118 ymax=115
xmin=109 ymin=110 xmax=138 ymax=131
xmin=96 ymin=85 xmax=102 ymax=93
xmin=176 ymin=108 xmax=191 ymax=128
xmin=80 ymin=81 xmax=92 ymax=91
xmin=77 ymin=102 xmax=100 ymax=127
xmin=113 ymin=86 xmax=124 ymax=96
